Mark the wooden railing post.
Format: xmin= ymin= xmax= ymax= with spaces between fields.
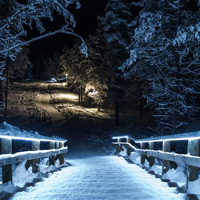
xmin=116 ymin=138 xmax=122 ymax=153
xmin=1 ymin=138 xmax=12 ymax=183
xmin=187 ymin=139 xmax=199 ymax=182
xmin=126 ymin=137 xmax=131 ymax=156
xmin=32 ymin=141 xmax=40 ymax=173
xmin=117 ymin=138 xmax=121 ymax=143
xmin=162 ymin=141 xmax=170 ymax=175
xmin=140 ymin=143 xmax=145 ymax=165
xmin=55 ymin=142 xmax=59 ymax=149
xmin=49 ymin=142 xmax=55 ymax=166
xmin=149 ymin=142 xmax=155 ymax=168
xmin=59 ymin=142 xmax=64 ymax=165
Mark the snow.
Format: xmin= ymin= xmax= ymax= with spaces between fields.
xmin=188 ymin=177 xmax=200 ymax=194
xmin=129 ymin=152 xmax=198 ymax=195
xmin=118 ymin=146 xmax=127 ymax=157
xmin=129 ymin=152 xmax=141 ymax=165
xmin=0 ymin=122 xmax=66 ymax=142
xmin=8 ymin=156 xmax=186 ymax=200
xmin=0 ymin=181 xmax=16 ymax=194
xmin=0 ymin=158 xmax=68 ymax=197
xmin=13 ymin=161 xmax=39 ymax=188
xmin=46 ymin=78 xmax=57 ymax=83
xmin=150 ymin=164 xmax=162 ymax=175
xmin=162 ymin=165 xmax=187 ymax=187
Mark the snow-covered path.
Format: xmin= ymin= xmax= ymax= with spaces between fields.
xmin=10 ymin=156 xmax=186 ymax=200
xmin=38 ymin=92 xmax=65 ymax=122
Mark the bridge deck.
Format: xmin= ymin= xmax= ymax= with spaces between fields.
xmin=10 ymin=156 xmax=186 ymax=200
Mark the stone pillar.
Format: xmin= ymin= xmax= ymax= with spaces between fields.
xmin=49 ymin=142 xmax=55 ymax=166
xmin=1 ymin=138 xmax=12 ymax=183
xmin=162 ymin=141 xmax=171 ymax=175
xmin=149 ymin=142 xmax=155 ymax=168
xmin=32 ymin=141 xmax=40 ymax=173
xmin=187 ymin=139 xmax=199 ymax=182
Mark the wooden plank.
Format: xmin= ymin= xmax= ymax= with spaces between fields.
xmin=1 ymin=138 xmax=12 ymax=183
xmin=140 ymin=143 xmax=146 ymax=165
xmin=126 ymin=138 xmax=131 ymax=156
xmin=187 ymin=139 xmax=199 ymax=182
xmin=49 ymin=142 xmax=55 ymax=166
xmin=149 ymin=142 xmax=155 ymax=168
xmin=25 ymin=160 xmax=32 ymax=170
xmin=162 ymin=141 xmax=170 ymax=174
xmin=32 ymin=141 xmax=40 ymax=173
xmin=135 ymin=149 xmax=200 ymax=168
xmin=59 ymin=142 xmax=64 ymax=165
xmin=55 ymin=142 xmax=59 ymax=149
xmin=0 ymin=147 xmax=68 ymax=166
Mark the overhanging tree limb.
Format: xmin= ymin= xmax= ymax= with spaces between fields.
xmin=1 ymin=29 xmax=88 ymax=57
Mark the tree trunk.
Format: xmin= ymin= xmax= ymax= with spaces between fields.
xmin=4 ymin=59 xmax=9 ymax=118
xmin=160 ymin=121 xmax=164 ymax=135
xmin=98 ymin=103 xmax=100 ymax=112
xmin=139 ymin=88 xmax=143 ymax=118
xmin=115 ymin=99 xmax=119 ymax=126
xmin=89 ymin=97 xmax=91 ymax=105
xmin=172 ymin=109 xmax=177 ymax=134
xmin=80 ymin=86 xmax=83 ymax=102
xmin=0 ymin=81 xmax=3 ymax=111
xmin=78 ymin=89 xmax=81 ymax=104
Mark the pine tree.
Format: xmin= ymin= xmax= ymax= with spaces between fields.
xmin=60 ymin=40 xmax=89 ymax=102
xmin=43 ymin=52 xmax=62 ymax=80
xmin=9 ymin=48 xmax=31 ymax=81
xmin=121 ymin=0 xmax=200 ymax=133
xmin=99 ymin=0 xmax=134 ymax=125
xmin=84 ymin=25 xmax=110 ymax=110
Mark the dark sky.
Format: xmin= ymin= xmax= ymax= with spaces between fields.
xmin=30 ymin=0 xmax=108 ymax=60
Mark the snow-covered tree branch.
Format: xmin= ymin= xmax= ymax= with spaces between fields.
xmin=0 ymin=0 xmax=87 ymax=79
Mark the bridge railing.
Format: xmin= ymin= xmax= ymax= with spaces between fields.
xmin=0 ymin=135 xmax=68 ymax=184
xmin=112 ymin=133 xmax=200 ymax=185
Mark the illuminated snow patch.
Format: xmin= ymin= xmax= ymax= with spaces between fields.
xmin=59 ymin=94 xmax=78 ymax=100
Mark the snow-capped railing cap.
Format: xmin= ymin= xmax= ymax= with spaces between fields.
xmin=112 ymin=135 xmax=136 ymax=141
xmin=134 ymin=131 xmax=200 ymax=143
xmin=0 ymin=134 xmax=67 ymax=143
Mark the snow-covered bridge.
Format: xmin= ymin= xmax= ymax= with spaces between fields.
xmin=0 ymin=124 xmax=200 ymax=199
xmin=9 ymin=156 xmax=185 ymax=200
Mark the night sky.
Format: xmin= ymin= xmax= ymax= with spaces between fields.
xmin=30 ymin=0 xmax=108 ymax=62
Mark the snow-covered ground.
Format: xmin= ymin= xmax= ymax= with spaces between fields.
xmin=51 ymin=92 xmax=114 ymax=120
xmin=8 ymin=155 xmax=186 ymax=200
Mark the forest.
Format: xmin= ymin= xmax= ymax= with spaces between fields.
xmin=1 ymin=0 xmax=200 ymax=136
